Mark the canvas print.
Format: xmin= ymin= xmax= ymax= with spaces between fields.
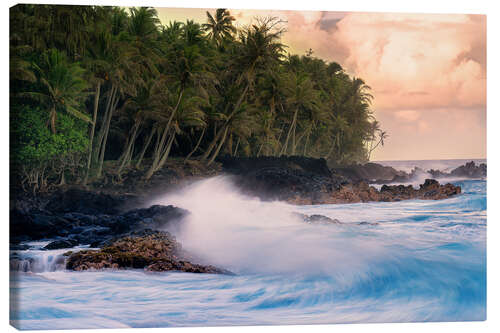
xmin=9 ymin=4 xmax=486 ymax=330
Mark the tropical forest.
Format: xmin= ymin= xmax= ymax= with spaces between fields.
xmin=10 ymin=5 xmax=385 ymax=193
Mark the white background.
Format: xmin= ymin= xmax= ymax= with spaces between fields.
xmin=1 ymin=0 xmax=497 ymax=332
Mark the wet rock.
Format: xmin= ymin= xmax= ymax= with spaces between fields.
xmin=294 ymin=213 xmax=342 ymax=225
xmin=43 ymin=239 xmax=78 ymax=250
xmin=357 ymin=222 xmax=379 ymax=226
xmin=428 ymin=161 xmax=486 ymax=179
xmin=66 ymin=232 xmax=230 ymax=274
xmin=10 ymin=203 xmax=188 ymax=244
xmin=450 ymin=161 xmax=486 ymax=178
xmin=232 ymin=166 xmax=347 ymax=204
xmin=10 ymin=244 xmax=31 ymax=251
xmin=10 ymin=210 xmax=72 ymax=243
xmin=298 ymin=179 xmax=461 ymax=204
xmin=44 ymin=188 xmax=137 ymax=215
xmin=379 ymin=179 xmax=461 ymax=201
xmin=373 ymin=167 xmax=426 ymax=185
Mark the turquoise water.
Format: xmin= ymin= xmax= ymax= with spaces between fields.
xmin=10 ymin=179 xmax=486 ymax=329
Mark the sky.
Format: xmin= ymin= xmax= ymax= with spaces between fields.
xmin=155 ymin=7 xmax=486 ymax=161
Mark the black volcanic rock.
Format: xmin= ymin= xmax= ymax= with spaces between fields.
xmin=332 ymin=162 xmax=407 ymax=183
xmin=44 ymin=188 xmax=137 ymax=215
xmin=428 ymin=161 xmax=486 ymax=179
xmin=450 ymin=161 xmax=486 ymax=178
xmin=10 ymin=198 xmax=188 ymax=244
xmin=44 ymin=239 xmax=79 ymax=250
xmin=219 ymin=156 xmax=333 ymax=177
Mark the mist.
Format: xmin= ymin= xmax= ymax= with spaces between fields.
xmin=149 ymin=176 xmax=391 ymax=276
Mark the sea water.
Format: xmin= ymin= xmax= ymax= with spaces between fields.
xmin=10 ymin=170 xmax=486 ymax=329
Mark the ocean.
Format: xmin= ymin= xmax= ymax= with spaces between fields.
xmin=10 ymin=160 xmax=487 ymax=329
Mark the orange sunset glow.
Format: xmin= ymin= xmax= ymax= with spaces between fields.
xmin=156 ymin=8 xmax=487 ymax=161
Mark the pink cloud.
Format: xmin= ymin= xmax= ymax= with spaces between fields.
xmin=330 ymin=13 xmax=486 ymax=111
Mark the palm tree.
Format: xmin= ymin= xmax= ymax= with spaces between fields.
xmin=202 ymin=17 xmax=286 ymax=162
xmin=115 ymin=77 xmax=165 ymax=176
xmin=127 ymin=7 xmax=162 ymax=74
xmin=90 ymin=23 xmax=142 ymax=178
xmin=155 ymin=90 xmax=208 ymax=170
xmin=279 ymin=71 xmax=320 ymax=156
xmin=367 ymin=120 xmax=388 ymax=160
xmin=21 ymin=49 xmax=91 ymax=134
xmin=144 ymin=24 xmax=214 ymax=179
xmin=203 ymin=9 xmax=236 ymax=48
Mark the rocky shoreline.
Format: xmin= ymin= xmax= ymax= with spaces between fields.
xmin=10 ymin=157 xmax=483 ymax=274
xmin=219 ymin=156 xmax=465 ymax=204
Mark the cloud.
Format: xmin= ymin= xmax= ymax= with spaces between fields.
xmin=394 ymin=110 xmax=420 ymax=122
xmin=274 ymin=10 xmax=486 ymax=159
xmin=266 ymin=11 xmax=485 ymax=112
xmin=328 ymin=13 xmax=486 ymax=111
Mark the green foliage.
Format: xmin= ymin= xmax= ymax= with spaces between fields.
xmin=10 ymin=4 xmax=386 ymax=191
xmin=12 ymin=106 xmax=88 ymax=163
xmin=11 ymin=106 xmax=89 ymax=191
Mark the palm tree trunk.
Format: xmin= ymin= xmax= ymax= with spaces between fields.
xmin=201 ymin=122 xmax=227 ymax=160
xmin=97 ymin=87 xmax=119 ymax=178
xmin=291 ymin=119 xmax=298 ymax=156
xmin=49 ymin=107 xmax=57 ymax=134
xmin=303 ymin=129 xmax=311 ymax=156
xmin=84 ymin=81 xmax=100 ymax=184
xmin=207 ymin=125 xmax=228 ymax=165
xmin=233 ymin=137 xmax=240 ymax=156
xmin=226 ymin=83 xmax=250 ymax=123
xmin=155 ymin=131 xmax=176 ymax=172
xmin=280 ymin=108 xmax=298 ymax=156
xmin=257 ymin=143 xmax=264 ymax=157
xmin=227 ymin=133 xmax=233 ymax=156
xmin=144 ymin=126 xmax=170 ymax=180
xmin=184 ymin=127 xmax=205 ymax=163
xmin=93 ymin=85 xmax=116 ymax=165
xmin=145 ymin=89 xmax=184 ymax=178
xmin=202 ymin=81 xmax=250 ymax=161
xmin=117 ymin=119 xmax=142 ymax=175
xmin=275 ymin=120 xmax=285 ymax=156
xmin=324 ymin=138 xmax=336 ymax=159
xmin=136 ymin=125 xmax=156 ymax=168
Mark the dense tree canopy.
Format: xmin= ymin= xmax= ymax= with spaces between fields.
xmin=10 ymin=5 xmax=386 ymax=192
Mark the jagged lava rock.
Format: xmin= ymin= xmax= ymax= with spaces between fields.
xmin=65 ymin=231 xmax=231 ymax=274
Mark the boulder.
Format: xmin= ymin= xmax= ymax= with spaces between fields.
xmin=43 ymin=239 xmax=78 ymax=250
xmin=65 ymin=231 xmax=231 ymax=274
xmin=10 ymin=202 xmax=188 ymax=245
xmin=293 ymin=212 xmax=342 ymax=225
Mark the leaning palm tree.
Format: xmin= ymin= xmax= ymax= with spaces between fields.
xmin=202 ymin=17 xmax=286 ymax=162
xmin=279 ymin=71 xmax=320 ymax=156
xmin=368 ymin=128 xmax=388 ymax=160
xmin=203 ymin=8 xmax=236 ymax=47
xmin=115 ymin=77 xmax=164 ymax=176
xmin=144 ymin=28 xmax=214 ymax=180
xmin=155 ymin=91 xmax=208 ymax=170
xmin=21 ymin=48 xmax=90 ymax=134
xmin=90 ymin=29 xmax=142 ymax=178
